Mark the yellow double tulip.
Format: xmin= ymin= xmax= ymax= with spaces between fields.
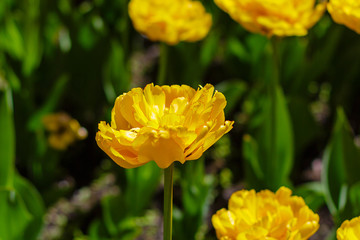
xmin=96 ymin=83 xmax=233 ymax=169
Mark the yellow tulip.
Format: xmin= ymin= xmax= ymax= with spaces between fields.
xmin=43 ymin=112 xmax=88 ymax=150
xmin=328 ymin=0 xmax=360 ymax=34
xmin=214 ymin=0 xmax=326 ymax=37
xmin=128 ymin=0 xmax=212 ymax=45
xmin=337 ymin=216 xmax=360 ymax=240
xmin=96 ymin=83 xmax=233 ymax=169
xmin=212 ymin=187 xmax=319 ymax=240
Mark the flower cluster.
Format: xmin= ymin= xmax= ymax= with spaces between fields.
xmin=337 ymin=216 xmax=360 ymax=240
xmin=96 ymin=83 xmax=233 ymax=169
xmin=214 ymin=0 xmax=326 ymax=37
xmin=328 ymin=0 xmax=360 ymax=34
xmin=128 ymin=0 xmax=212 ymax=45
xmin=212 ymin=187 xmax=319 ymax=239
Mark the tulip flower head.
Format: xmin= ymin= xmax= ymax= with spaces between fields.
xmin=328 ymin=0 xmax=360 ymax=34
xmin=212 ymin=187 xmax=319 ymax=240
xmin=214 ymin=0 xmax=327 ymax=37
xmin=96 ymin=83 xmax=233 ymax=169
xmin=337 ymin=216 xmax=360 ymax=240
xmin=43 ymin=112 xmax=88 ymax=150
xmin=128 ymin=0 xmax=212 ymax=45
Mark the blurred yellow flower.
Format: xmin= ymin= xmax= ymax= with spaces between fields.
xmin=214 ymin=0 xmax=326 ymax=37
xmin=212 ymin=187 xmax=319 ymax=240
xmin=328 ymin=0 xmax=360 ymax=34
xmin=128 ymin=0 xmax=212 ymax=45
xmin=337 ymin=216 xmax=360 ymax=240
xmin=43 ymin=113 xmax=88 ymax=150
xmin=96 ymin=83 xmax=233 ymax=169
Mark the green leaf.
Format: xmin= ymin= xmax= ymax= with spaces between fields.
xmin=22 ymin=0 xmax=42 ymax=76
xmin=58 ymin=0 xmax=72 ymax=15
xmin=89 ymin=219 xmax=114 ymax=240
xmin=282 ymin=38 xmax=307 ymax=84
xmin=174 ymin=159 xmax=215 ymax=239
xmin=171 ymin=42 xmax=208 ymax=87
xmin=200 ymin=32 xmax=220 ymax=68
xmin=101 ymin=196 xmax=140 ymax=238
xmin=0 ymin=87 xmax=15 ymax=187
xmin=102 ymin=40 xmax=130 ymax=103
xmin=78 ymin=23 xmax=98 ymax=50
xmin=349 ymin=182 xmax=360 ymax=217
xmin=116 ymin=217 xmax=141 ymax=240
xmin=181 ymin=159 xmax=213 ymax=216
xmin=288 ymin=97 xmax=321 ymax=155
xmin=89 ymin=220 xmax=103 ymax=240
xmin=322 ymin=107 xmax=360 ymax=216
xmin=245 ymin=34 xmax=268 ymax=64
xmin=305 ymin=26 xmax=342 ymax=84
xmin=0 ymin=19 xmax=24 ymax=59
xmin=0 ymin=189 xmax=32 ymax=240
xmin=294 ymin=182 xmax=325 ymax=212
xmin=27 ymin=75 xmax=69 ymax=131
xmin=216 ymin=80 xmax=247 ymax=115
xmin=338 ymin=184 xmax=348 ymax=212
xmin=242 ymin=134 xmax=264 ymax=187
xmin=101 ymin=162 xmax=160 ymax=236
xmin=245 ymin=85 xmax=294 ymax=190
xmin=266 ymin=86 xmax=293 ymax=189
xmin=6 ymin=67 xmax=21 ymax=92
xmin=14 ymin=174 xmax=45 ymax=240
xmin=0 ymin=0 xmax=8 ymax=19
xmin=102 ymin=194 xmax=125 ymax=236
xmin=22 ymin=23 xmax=41 ymax=76
xmin=124 ymin=161 xmax=161 ymax=216
xmin=226 ymin=37 xmax=250 ymax=63
xmin=14 ymin=174 xmax=44 ymax=217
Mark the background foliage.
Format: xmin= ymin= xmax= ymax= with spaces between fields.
xmin=1 ymin=0 xmax=360 ymax=239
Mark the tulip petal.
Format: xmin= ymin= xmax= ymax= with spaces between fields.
xmin=96 ymin=122 xmax=143 ymax=168
xmin=212 ymin=209 xmax=237 ymax=239
xmin=162 ymin=84 xmax=196 ymax=108
xmin=133 ymin=128 xmax=185 ymax=168
xmin=202 ymin=121 xmax=234 ymax=152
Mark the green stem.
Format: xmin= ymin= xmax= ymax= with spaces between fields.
xmin=158 ymin=44 xmax=172 ymax=238
xmin=0 ymin=86 xmax=15 ymax=188
xmin=269 ymin=37 xmax=280 ymax=188
xmin=157 ymin=43 xmax=168 ymax=85
xmin=271 ymin=38 xmax=280 ymax=86
xmin=163 ymin=163 xmax=174 ymax=240
xmin=122 ymin=0 xmax=129 ymax=59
